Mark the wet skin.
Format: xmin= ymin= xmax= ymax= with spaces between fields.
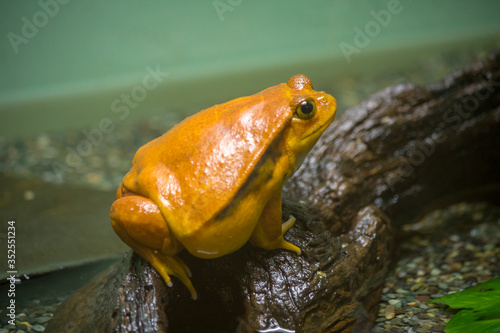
xmin=110 ymin=74 xmax=337 ymax=299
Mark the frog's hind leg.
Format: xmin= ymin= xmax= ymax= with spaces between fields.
xmin=249 ymin=192 xmax=301 ymax=255
xmin=110 ymin=195 xmax=197 ymax=299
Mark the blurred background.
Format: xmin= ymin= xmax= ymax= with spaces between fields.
xmin=0 ymin=0 xmax=499 ymax=330
xmin=2 ymin=1 xmax=499 ymax=138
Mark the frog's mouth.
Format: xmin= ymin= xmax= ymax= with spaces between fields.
xmin=289 ymin=116 xmax=334 ymax=172
xmin=307 ymin=112 xmax=336 ymax=139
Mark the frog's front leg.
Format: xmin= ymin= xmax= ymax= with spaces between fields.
xmin=110 ymin=193 xmax=198 ymax=299
xmin=249 ymin=191 xmax=301 ymax=255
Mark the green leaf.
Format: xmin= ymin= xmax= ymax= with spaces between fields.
xmin=431 ymin=276 xmax=500 ymax=333
xmin=446 ymin=308 xmax=500 ymax=333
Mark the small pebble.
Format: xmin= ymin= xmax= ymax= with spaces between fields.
xmin=385 ymin=304 xmax=395 ymax=320
xmin=32 ymin=324 xmax=46 ymax=332
xmin=406 ymin=295 xmax=415 ymax=302
xmin=16 ymin=321 xmax=32 ymax=330
xmin=16 ymin=314 xmax=27 ymax=320
xmin=437 ymin=282 xmax=448 ymax=289
xmin=416 ymin=295 xmax=430 ymax=302
xmin=421 ymin=322 xmax=433 ymax=329
xmin=35 ymin=315 xmax=52 ymax=324
xmin=388 ymin=299 xmax=402 ymax=308
xmin=416 ymin=328 xmax=430 ymax=333
xmin=411 ymin=283 xmax=423 ymax=291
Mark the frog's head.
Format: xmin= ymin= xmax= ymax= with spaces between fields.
xmin=282 ymin=74 xmax=337 ymax=172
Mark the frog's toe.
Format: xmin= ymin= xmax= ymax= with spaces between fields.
xmin=146 ymin=252 xmax=198 ymax=300
xmin=282 ymin=215 xmax=296 ymax=233
xmin=162 ymin=255 xmax=198 ymax=300
xmin=281 ymin=240 xmax=302 ymax=255
xmin=155 ymin=263 xmax=173 ymax=287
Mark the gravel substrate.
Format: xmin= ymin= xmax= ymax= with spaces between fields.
xmin=373 ymin=202 xmax=500 ymax=333
xmin=0 ymin=116 xmax=165 ymax=191
xmin=0 ymin=298 xmax=64 ymax=332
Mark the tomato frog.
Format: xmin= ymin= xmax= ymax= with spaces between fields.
xmin=110 ymin=74 xmax=337 ymax=299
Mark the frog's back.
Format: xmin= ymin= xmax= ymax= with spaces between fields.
xmin=123 ymin=84 xmax=293 ymax=236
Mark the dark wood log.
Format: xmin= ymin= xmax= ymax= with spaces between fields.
xmin=46 ymin=51 xmax=500 ymax=333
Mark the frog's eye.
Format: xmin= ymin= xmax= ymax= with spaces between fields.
xmin=295 ymin=99 xmax=316 ymax=120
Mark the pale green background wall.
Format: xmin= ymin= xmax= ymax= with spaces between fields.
xmin=1 ymin=1 xmax=499 ymax=137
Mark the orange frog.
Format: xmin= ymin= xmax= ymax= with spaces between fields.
xmin=110 ymin=74 xmax=336 ymax=299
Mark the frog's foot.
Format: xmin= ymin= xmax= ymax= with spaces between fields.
xmin=145 ymin=251 xmax=198 ymax=300
xmin=111 ymin=195 xmax=197 ymax=299
xmin=280 ymin=216 xmax=301 ymax=255
xmin=250 ymin=212 xmax=302 ymax=255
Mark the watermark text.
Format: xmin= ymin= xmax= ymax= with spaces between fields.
xmin=6 ymin=220 xmax=18 ymax=326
